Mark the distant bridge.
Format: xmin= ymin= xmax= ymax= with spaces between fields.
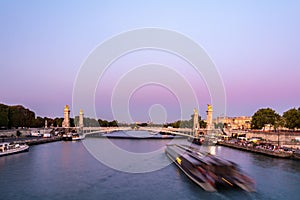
xmin=80 ymin=126 xmax=217 ymax=138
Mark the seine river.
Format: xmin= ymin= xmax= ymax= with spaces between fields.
xmin=0 ymin=131 xmax=299 ymax=200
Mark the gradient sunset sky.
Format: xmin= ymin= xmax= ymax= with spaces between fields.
xmin=1 ymin=1 xmax=299 ymax=122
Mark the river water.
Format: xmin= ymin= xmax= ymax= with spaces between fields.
xmin=0 ymin=131 xmax=299 ymax=200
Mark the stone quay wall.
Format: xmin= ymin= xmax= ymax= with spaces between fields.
xmin=243 ymin=131 xmax=300 ymax=148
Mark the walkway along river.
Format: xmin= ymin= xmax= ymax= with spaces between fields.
xmin=0 ymin=131 xmax=299 ymax=200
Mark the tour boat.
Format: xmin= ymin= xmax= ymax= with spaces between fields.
xmin=72 ymin=133 xmax=85 ymax=141
xmin=165 ymin=144 xmax=255 ymax=192
xmin=0 ymin=142 xmax=29 ymax=157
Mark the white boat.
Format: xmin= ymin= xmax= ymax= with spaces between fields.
xmin=31 ymin=131 xmax=42 ymax=137
xmin=0 ymin=143 xmax=29 ymax=157
xmin=72 ymin=133 xmax=85 ymax=141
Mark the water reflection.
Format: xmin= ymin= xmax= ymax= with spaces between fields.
xmin=250 ymin=153 xmax=300 ymax=174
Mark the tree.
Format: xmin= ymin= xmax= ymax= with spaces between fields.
xmin=283 ymin=108 xmax=300 ymax=130
xmin=34 ymin=116 xmax=45 ymax=127
xmin=98 ymin=119 xmax=109 ymax=127
xmin=0 ymin=104 xmax=9 ymax=127
xmin=214 ymin=122 xmax=224 ymax=129
xmin=163 ymin=114 xmax=206 ymax=129
xmin=200 ymin=120 xmax=207 ymax=128
xmin=8 ymin=105 xmax=35 ymax=128
xmin=251 ymin=108 xmax=281 ymax=130
xmin=70 ymin=118 xmax=75 ymax=127
xmin=109 ymin=120 xmax=118 ymax=127
xmin=53 ymin=118 xmax=64 ymax=127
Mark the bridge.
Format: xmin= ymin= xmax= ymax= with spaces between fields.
xmin=59 ymin=105 xmax=222 ymax=139
xmin=79 ymin=126 xmax=222 ymax=139
xmin=81 ymin=126 xmax=195 ymax=137
xmin=78 ymin=106 xmax=218 ymax=138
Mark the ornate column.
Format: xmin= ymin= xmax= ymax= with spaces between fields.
xmin=193 ymin=108 xmax=200 ymax=137
xmin=79 ymin=109 xmax=84 ymax=129
xmin=62 ymin=105 xmax=70 ymax=128
xmin=206 ymin=104 xmax=213 ymax=130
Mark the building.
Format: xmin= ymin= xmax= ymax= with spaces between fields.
xmin=214 ymin=116 xmax=252 ymax=130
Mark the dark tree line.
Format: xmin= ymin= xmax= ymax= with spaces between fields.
xmin=283 ymin=108 xmax=300 ymax=130
xmin=0 ymin=104 xmax=35 ymax=128
xmin=251 ymin=107 xmax=300 ymax=130
xmin=0 ymin=103 xmax=118 ymax=129
xmin=73 ymin=116 xmax=118 ymax=127
xmin=163 ymin=114 xmax=206 ymax=129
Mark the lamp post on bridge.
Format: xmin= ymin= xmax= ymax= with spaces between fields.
xmin=193 ymin=108 xmax=200 ymax=138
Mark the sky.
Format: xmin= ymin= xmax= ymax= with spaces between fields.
xmin=0 ymin=0 xmax=299 ymax=123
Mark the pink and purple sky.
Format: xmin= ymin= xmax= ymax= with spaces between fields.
xmin=0 ymin=1 xmax=299 ymax=122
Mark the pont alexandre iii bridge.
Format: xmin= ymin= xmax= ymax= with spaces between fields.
xmin=80 ymin=106 xmax=216 ymax=138
xmin=79 ymin=125 xmax=300 ymax=148
xmin=82 ymin=126 xmax=203 ymax=137
xmin=61 ymin=104 xmax=217 ymax=138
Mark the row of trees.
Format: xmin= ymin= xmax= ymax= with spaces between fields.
xmin=0 ymin=103 xmax=119 ymax=129
xmin=0 ymin=104 xmax=35 ymax=128
xmin=73 ymin=117 xmax=118 ymax=127
xmin=163 ymin=114 xmax=206 ymax=128
xmin=251 ymin=107 xmax=300 ymax=130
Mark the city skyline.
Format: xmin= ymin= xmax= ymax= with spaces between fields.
xmin=1 ymin=1 xmax=299 ymax=122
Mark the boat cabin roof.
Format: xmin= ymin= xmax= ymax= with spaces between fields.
xmin=181 ymin=154 xmax=202 ymax=165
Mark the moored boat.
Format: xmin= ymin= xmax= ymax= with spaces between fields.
xmin=292 ymin=149 xmax=300 ymax=160
xmin=0 ymin=142 xmax=29 ymax=157
xmin=217 ymin=141 xmax=293 ymax=158
xmin=165 ymin=144 xmax=255 ymax=192
xmin=62 ymin=134 xmax=73 ymax=141
xmin=187 ymin=136 xmax=204 ymax=145
xmin=72 ymin=133 xmax=85 ymax=141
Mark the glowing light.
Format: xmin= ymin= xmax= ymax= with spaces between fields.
xmin=176 ymin=157 xmax=182 ymax=165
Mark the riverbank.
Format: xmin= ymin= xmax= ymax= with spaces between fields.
xmin=217 ymin=141 xmax=295 ymax=159
xmin=1 ymin=136 xmax=62 ymax=146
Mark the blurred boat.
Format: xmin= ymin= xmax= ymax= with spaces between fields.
xmin=165 ymin=144 xmax=255 ymax=192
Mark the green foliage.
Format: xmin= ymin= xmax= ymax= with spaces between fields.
xmin=163 ymin=114 xmax=206 ymax=128
xmin=98 ymin=119 xmax=111 ymax=127
xmin=53 ymin=118 xmax=64 ymax=127
xmin=214 ymin=122 xmax=224 ymax=129
xmin=200 ymin=120 xmax=207 ymax=128
xmin=251 ymin=108 xmax=281 ymax=130
xmin=7 ymin=105 xmax=35 ymax=128
xmin=73 ymin=117 xmax=118 ymax=127
xmin=70 ymin=118 xmax=75 ymax=127
xmin=108 ymin=120 xmax=118 ymax=127
xmin=283 ymin=108 xmax=300 ymax=130
xmin=0 ymin=104 xmax=9 ymax=127
xmin=137 ymin=122 xmax=147 ymax=127
xmin=34 ymin=116 xmax=44 ymax=127
xmin=83 ymin=117 xmax=98 ymax=127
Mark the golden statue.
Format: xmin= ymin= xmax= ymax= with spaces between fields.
xmin=194 ymin=108 xmax=198 ymax=115
xmin=207 ymin=104 xmax=212 ymax=112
